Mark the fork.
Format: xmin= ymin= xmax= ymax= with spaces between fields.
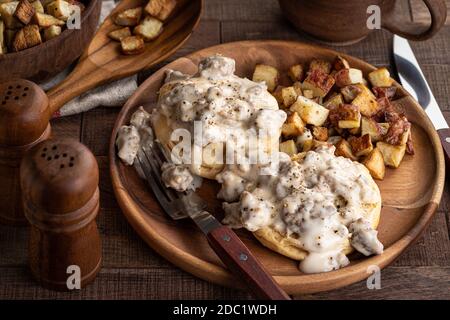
xmin=136 ymin=142 xmax=291 ymax=300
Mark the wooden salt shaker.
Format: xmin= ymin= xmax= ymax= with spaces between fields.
xmin=0 ymin=80 xmax=51 ymax=225
xmin=20 ymin=138 xmax=102 ymax=291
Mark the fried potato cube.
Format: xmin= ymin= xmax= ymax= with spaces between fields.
xmin=288 ymin=64 xmax=304 ymax=82
xmin=0 ymin=21 xmax=6 ymax=54
xmin=296 ymin=129 xmax=313 ymax=152
xmin=323 ymin=93 xmax=344 ymax=109
xmin=368 ymin=67 xmax=393 ymax=87
xmin=43 ymin=24 xmax=61 ymax=40
xmin=280 ymin=86 xmax=298 ymax=107
xmin=362 ymin=148 xmax=385 ymax=180
xmin=14 ymin=0 xmax=35 ymax=24
xmin=281 ymin=112 xmax=305 ymax=137
xmin=108 ymin=27 xmax=131 ymax=41
xmin=34 ymin=12 xmax=65 ymax=27
xmin=252 ymin=64 xmax=279 ymax=92
xmin=120 ymin=35 xmax=144 ymax=55
xmin=352 ymin=88 xmax=380 ymax=117
xmin=313 ymin=139 xmax=330 ymax=149
xmin=333 ymin=55 xmax=350 ymax=71
xmin=290 ymin=95 xmax=330 ymax=126
xmin=376 ymin=141 xmax=406 ymax=168
xmin=334 ymin=68 xmax=363 ymax=87
xmin=348 ymin=134 xmax=373 ymax=157
xmin=340 ymin=85 xmax=362 ymax=103
xmin=361 ymin=117 xmax=389 ymax=142
xmin=31 ymin=0 xmax=44 ymax=13
xmin=46 ymin=0 xmax=72 ymax=21
xmin=133 ymin=16 xmax=163 ymax=41
xmin=335 ymin=138 xmax=357 ymax=161
xmin=372 ymin=86 xmax=397 ymax=100
xmin=309 ymin=59 xmax=331 ymax=74
xmin=272 ymin=85 xmax=284 ymax=106
xmin=312 ymin=126 xmax=328 ymax=141
xmin=292 ymin=81 xmax=303 ymax=96
xmin=0 ymin=1 xmax=21 ymax=28
xmin=302 ymin=69 xmax=335 ymax=98
xmin=145 ymin=0 xmax=176 ymax=21
xmin=12 ymin=24 xmax=41 ymax=51
xmin=336 ymin=104 xmax=361 ymax=129
xmin=303 ymin=89 xmax=314 ymax=99
xmin=280 ymin=140 xmax=298 ymax=156
xmin=114 ymin=7 xmax=142 ymax=26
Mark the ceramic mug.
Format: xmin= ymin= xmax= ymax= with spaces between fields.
xmin=278 ymin=0 xmax=447 ymax=44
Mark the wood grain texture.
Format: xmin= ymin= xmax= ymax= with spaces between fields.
xmin=1 ymin=0 xmax=449 ymax=300
xmin=47 ymin=0 xmax=202 ymax=114
xmin=109 ymin=41 xmax=445 ymax=295
xmin=0 ymin=0 xmax=102 ymax=82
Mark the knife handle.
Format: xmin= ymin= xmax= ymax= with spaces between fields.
xmin=207 ymin=225 xmax=291 ymax=300
xmin=438 ymin=128 xmax=450 ymax=167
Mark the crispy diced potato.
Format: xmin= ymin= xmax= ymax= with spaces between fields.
xmin=334 ymin=104 xmax=361 ymax=129
xmin=335 ymin=138 xmax=357 ymax=161
xmin=252 ymin=64 xmax=279 ymax=92
xmin=282 ymin=112 xmax=305 ymax=137
xmin=368 ymin=67 xmax=393 ymax=87
xmin=0 ymin=21 xmax=6 ymax=54
xmin=280 ymin=86 xmax=298 ymax=107
xmin=120 ymin=35 xmax=144 ymax=55
xmin=377 ymin=141 xmax=406 ymax=168
xmin=288 ymin=64 xmax=304 ymax=82
xmin=333 ymin=55 xmax=350 ymax=71
xmin=348 ymin=126 xmax=361 ymax=135
xmin=272 ymin=85 xmax=284 ymax=105
xmin=108 ymin=27 xmax=131 ymax=41
xmin=341 ymin=85 xmax=362 ymax=103
xmin=133 ymin=16 xmax=163 ymax=41
xmin=327 ymin=136 xmax=342 ymax=145
xmin=309 ymin=59 xmax=331 ymax=74
xmin=290 ymin=95 xmax=329 ymax=126
xmin=14 ymin=0 xmax=35 ymax=24
xmin=280 ymin=140 xmax=298 ymax=156
xmin=12 ymin=24 xmax=41 ymax=51
xmin=323 ymin=93 xmax=344 ymax=109
xmin=352 ymin=87 xmax=380 ymax=117
xmin=334 ymin=68 xmax=363 ymax=87
xmin=302 ymin=69 xmax=335 ymax=97
xmin=292 ymin=81 xmax=302 ymax=96
xmin=114 ymin=7 xmax=142 ymax=26
xmin=43 ymin=24 xmax=61 ymax=40
xmin=348 ymin=134 xmax=373 ymax=157
xmin=361 ymin=117 xmax=389 ymax=142
xmin=145 ymin=0 xmax=176 ymax=21
xmin=312 ymin=126 xmax=328 ymax=141
xmin=34 ymin=12 xmax=65 ymax=27
xmin=31 ymin=0 xmax=44 ymax=13
xmin=296 ymin=129 xmax=313 ymax=151
xmin=362 ymin=148 xmax=385 ymax=180
xmin=303 ymin=89 xmax=314 ymax=99
xmin=0 ymin=1 xmax=21 ymax=28
xmin=46 ymin=0 xmax=72 ymax=21
xmin=312 ymin=139 xmax=330 ymax=149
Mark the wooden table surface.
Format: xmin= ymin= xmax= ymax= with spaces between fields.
xmin=1 ymin=0 xmax=449 ymax=300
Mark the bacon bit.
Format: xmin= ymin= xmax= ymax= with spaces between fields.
xmin=372 ymin=86 xmax=397 ymax=100
xmin=385 ymin=116 xmax=411 ymax=145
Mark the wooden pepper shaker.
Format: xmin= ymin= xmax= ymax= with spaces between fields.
xmin=20 ymin=138 xmax=102 ymax=291
xmin=0 ymin=80 xmax=51 ymax=225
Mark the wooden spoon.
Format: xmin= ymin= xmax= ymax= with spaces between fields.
xmin=47 ymin=0 xmax=202 ymax=115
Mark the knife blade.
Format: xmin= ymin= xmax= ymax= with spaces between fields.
xmin=393 ymin=35 xmax=450 ymax=165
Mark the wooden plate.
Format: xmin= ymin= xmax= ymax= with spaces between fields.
xmin=109 ymin=41 xmax=445 ymax=294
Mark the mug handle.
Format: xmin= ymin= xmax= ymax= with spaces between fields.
xmin=382 ymin=0 xmax=447 ymax=40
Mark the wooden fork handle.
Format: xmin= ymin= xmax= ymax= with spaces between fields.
xmin=207 ymin=225 xmax=291 ymax=300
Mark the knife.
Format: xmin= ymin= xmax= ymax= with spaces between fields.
xmin=393 ymin=35 xmax=450 ymax=165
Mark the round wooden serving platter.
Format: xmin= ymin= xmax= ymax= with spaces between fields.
xmin=109 ymin=41 xmax=445 ymax=295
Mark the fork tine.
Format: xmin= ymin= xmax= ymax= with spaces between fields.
xmin=136 ymin=151 xmax=172 ymax=211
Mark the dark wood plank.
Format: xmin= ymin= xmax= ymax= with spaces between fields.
xmin=203 ymin=0 xmax=282 ymax=22
xmin=50 ymin=114 xmax=82 ymax=140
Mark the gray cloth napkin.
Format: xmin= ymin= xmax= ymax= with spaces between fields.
xmin=40 ymin=0 xmax=139 ymax=117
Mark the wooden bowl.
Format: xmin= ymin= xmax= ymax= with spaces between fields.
xmin=109 ymin=41 xmax=445 ymax=294
xmin=0 ymin=0 xmax=102 ymax=83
